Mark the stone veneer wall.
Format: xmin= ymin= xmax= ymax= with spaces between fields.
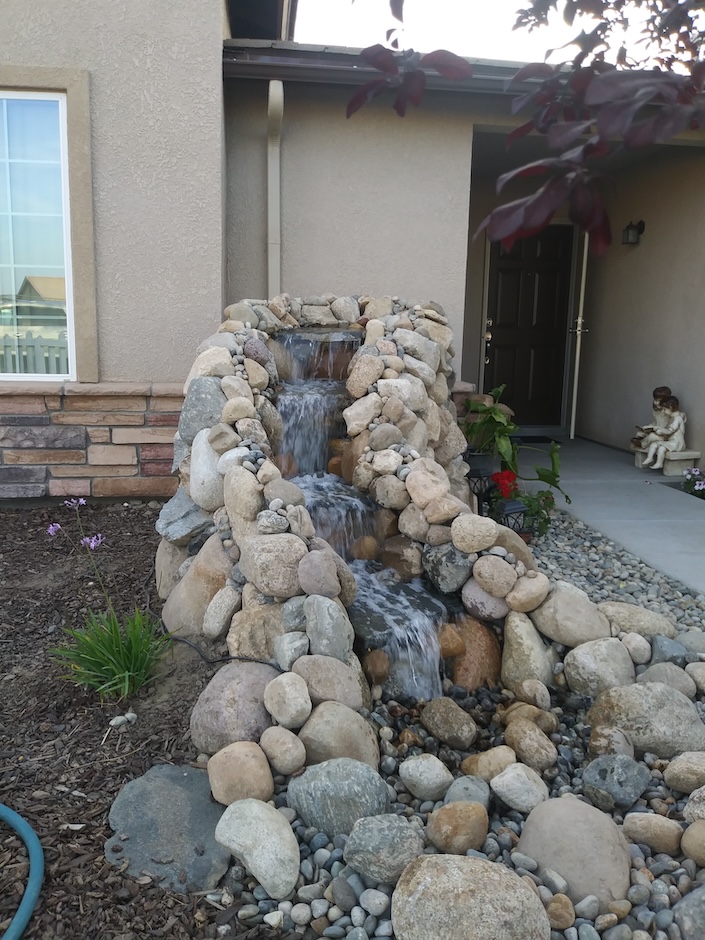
xmin=0 ymin=383 xmax=183 ymax=499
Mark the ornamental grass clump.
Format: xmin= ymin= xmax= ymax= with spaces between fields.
xmin=46 ymin=499 xmax=171 ymax=699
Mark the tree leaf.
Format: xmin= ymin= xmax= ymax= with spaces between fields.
xmin=506 ymin=120 xmax=537 ymax=147
xmin=508 ymin=63 xmax=556 ymax=87
xmin=419 ymin=50 xmax=473 ymax=80
xmin=360 ymin=44 xmax=399 ymax=76
xmin=389 ymin=0 xmax=405 ymax=23
xmin=547 ymin=120 xmax=593 ymax=149
xmin=393 ymin=70 xmax=426 ymax=116
xmin=496 ymin=157 xmax=567 ymax=193
xmin=346 ymin=79 xmax=391 ymax=118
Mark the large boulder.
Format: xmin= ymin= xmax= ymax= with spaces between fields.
xmin=189 ymin=661 xmax=278 ymax=755
xmin=215 ymin=799 xmax=299 ymax=900
xmin=391 ymin=855 xmax=550 ymax=940
xmin=563 ymin=638 xmax=636 ymax=697
xmin=530 ymin=582 xmax=610 ymax=647
xmin=586 ymin=682 xmax=705 ymax=757
xmin=501 ymin=611 xmax=558 ymax=694
xmin=597 ymin=601 xmax=678 ymax=638
xmin=517 ymin=797 xmax=631 ymax=912
xmin=298 ymin=701 xmax=380 ymax=768
xmin=287 ymin=758 xmax=389 ymax=835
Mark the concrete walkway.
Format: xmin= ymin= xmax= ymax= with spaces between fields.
xmin=528 ymin=439 xmax=705 ymax=597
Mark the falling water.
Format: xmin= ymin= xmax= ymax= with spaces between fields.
xmin=349 ymin=562 xmax=445 ymax=702
xmin=272 ymin=327 xmax=445 ymax=700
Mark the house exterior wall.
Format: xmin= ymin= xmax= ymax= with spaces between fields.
xmin=225 ymin=80 xmax=475 ymax=364
xmin=578 ymin=147 xmax=705 ymax=459
xmin=0 ymin=0 xmax=225 ymax=383
xmin=0 ymin=0 xmax=225 ymax=498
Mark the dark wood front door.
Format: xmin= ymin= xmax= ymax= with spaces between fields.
xmin=484 ymin=225 xmax=574 ymax=426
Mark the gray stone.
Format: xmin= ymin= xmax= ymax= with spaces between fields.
xmin=586 ymin=682 xmax=705 ymax=757
xmin=0 ymin=424 xmax=86 ymax=448
xmin=274 ymin=632 xmax=310 ymax=671
xmin=489 ymin=763 xmax=548 ymax=814
xmin=156 ymin=488 xmax=213 ymax=546
xmin=392 ymin=328 xmax=441 ymax=372
xmin=256 ymin=509 xmax=290 ymax=534
xmin=190 ymin=428 xmax=225 ymax=512
xmin=239 ymin=534 xmax=308 ymax=599
xmin=215 ymin=798 xmax=299 ymax=900
xmin=674 ymin=884 xmax=705 ymax=940
xmin=444 ymin=775 xmax=491 ymax=809
xmin=650 ymin=635 xmax=688 ymax=667
xmin=104 ymin=764 xmax=229 ymax=892
xmin=399 ymin=754 xmax=453 ymax=801
xmin=461 ymin=577 xmax=510 ymax=621
xmin=563 ymin=638 xmax=636 ymax=697
xmin=344 ymin=814 xmax=424 ymax=884
xmin=305 ymin=595 xmax=355 ymax=662
xmin=637 ymin=662 xmax=697 ymax=699
xmin=422 ymin=543 xmax=475 ymax=594
xmin=189 ymin=661 xmax=278 ymax=754
xmin=287 ymin=758 xmax=389 ymax=836
xmin=391 ymin=855 xmax=550 ymax=940
xmin=597 ymin=602 xmax=678 ymax=639
xmin=582 ymin=754 xmax=651 ymax=811
xmin=420 ymin=698 xmax=477 ymax=750
xmin=368 ymin=424 xmax=403 ymax=451
xmin=178 ymin=376 xmax=227 ymax=445
xmin=501 ymin=611 xmax=558 ymax=694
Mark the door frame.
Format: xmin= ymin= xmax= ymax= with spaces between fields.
xmin=476 ymin=221 xmax=585 ymax=436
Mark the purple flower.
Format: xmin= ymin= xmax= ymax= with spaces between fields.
xmin=696 ymin=481 xmax=705 ymax=491
xmin=47 ymin=523 xmax=62 ymax=536
xmin=64 ymin=497 xmax=87 ymax=508
xmin=80 ymin=533 xmax=105 ymax=550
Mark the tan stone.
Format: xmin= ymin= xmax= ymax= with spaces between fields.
xmin=221 ymin=397 xmax=257 ymax=423
xmin=292 ymin=655 xmax=364 ymax=711
xmin=363 ymin=649 xmax=390 ymax=685
xmin=664 ymin=752 xmax=705 ymax=794
xmin=227 ymin=604 xmax=286 ymax=662
xmin=500 ymin=703 xmax=559 ymax=736
xmin=350 ymin=536 xmax=379 ymax=560
xmin=259 ymin=726 xmax=306 ymax=776
xmin=370 ymin=475 xmax=411 ymax=510
xmin=161 ymin=534 xmax=232 ymax=637
xmin=427 ymin=802 xmax=489 ymax=854
xmin=224 ymin=465 xmax=264 ymax=521
xmin=506 ymin=571 xmax=551 ymax=612
xmin=238 ymin=534 xmax=308 ymax=599
xmin=504 ymin=718 xmax=558 ymax=772
xmin=207 ymin=741 xmax=273 ymax=805
xmin=622 ymin=813 xmax=683 ymax=856
xmin=681 ymin=819 xmax=705 ymax=866
xmin=451 ymin=615 xmax=501 ymax=693
xmin=92 ymin=476 xmax=177 ymax=497
xmin=208 ymin=422 xmax=241 ymax=454
xmin=375 ymin=508 xmax=399 ymax=541
xmin=405 ymin=468 xmax=450 ymax=509
xmin=243 ymin=358 xmax=270 ymax=390
xmin=346 ymin=355 xmax=385 ymax=399
xmin=451 ymin=513 xmax=498 ymax=553
xmin=87 ymin=444 xmax=137 ymax=465
xmin=298 ymin=701 xmax=380 ymax=768
xmin=423 ymin=494 xmax=471 ymax=524
xmin=155 ymin=538 xmax=188 ymax=600
xmin=426 ymin=524 xmax=453 ymax=545
xmin=473 ymin=554 xmax=518 ymax=598
xmin=221 ymin=375 xmax=254 ymax=402
xmin=380 ymin=535 xmax=423 ymax=580
xmin=439 ymin=623 xmax=466 ymax=659
xmin=398 ymin=502 xmax=430 ymax=542
xmin=460 ymin=745 xmax=517 ymax=782
xmin=547 ymin=895 xmax=575 ymax=931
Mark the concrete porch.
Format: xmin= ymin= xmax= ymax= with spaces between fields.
xmin=529 ymin=438 xmax=705 ymax=597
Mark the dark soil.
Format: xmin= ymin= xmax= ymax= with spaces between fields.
xmin=0 ymin=501 xmax=276 ymax=939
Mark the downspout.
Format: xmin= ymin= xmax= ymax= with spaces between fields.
xmin=267 ymin=80 xmax=284 ymax=298
xmin=569 ymin=233 xmax=590 ymax=439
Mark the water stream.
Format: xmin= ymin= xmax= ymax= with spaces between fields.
xmin=272 ymin=328 xmax=444 ymax=700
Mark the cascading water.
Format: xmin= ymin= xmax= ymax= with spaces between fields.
xmin=273 ymin=328 xmax=445 ymax=700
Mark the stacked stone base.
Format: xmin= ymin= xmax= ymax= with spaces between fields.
xmin=0 ymin=382 xmax=182 ymax=499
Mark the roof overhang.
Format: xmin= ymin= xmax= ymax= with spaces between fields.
xmin=223 ymin=39 xmax=531 ymax=97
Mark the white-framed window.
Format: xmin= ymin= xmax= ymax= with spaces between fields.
xmin=0 ymin=90 xmax=75 ymax=380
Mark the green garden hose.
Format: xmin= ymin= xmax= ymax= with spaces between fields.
xmin=0 ymin=803 xmax=44 ymax=939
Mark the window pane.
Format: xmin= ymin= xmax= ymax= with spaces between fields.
xmin=7 ymin=99 xmax=61 ymax=162
xmin=10 ymin=162 xmax=63 ymax=214
xmin=12 ymin=216 xmax=65 ymax=268
xmin=0 ymin=100 xmax=5 ymax=159
xmin=0 ymin=215 xmax=11 ymax=265
xmin=0 ymin=265 xmax=13 ymax=297
xmin=0 ymin=164 xmax=6 ymax=212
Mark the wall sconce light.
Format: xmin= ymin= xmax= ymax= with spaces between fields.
xmin=622 ymin=220 xmax=645 ymax=245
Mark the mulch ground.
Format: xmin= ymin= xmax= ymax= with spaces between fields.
xmin=0 ymin=501 xmax=282 ymax=940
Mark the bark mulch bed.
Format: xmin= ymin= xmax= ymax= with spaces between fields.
xmin=0 ymin=501 xmax=283 ymax=940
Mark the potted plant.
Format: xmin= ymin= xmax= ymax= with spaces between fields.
xmin=682 ymin=467 xmax=705 ymax=500
xmin=486 ymin=470 xmax=557 ymax=539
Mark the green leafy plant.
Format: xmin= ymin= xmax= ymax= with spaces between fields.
xmin=464 ymin=386 xmax=570 ymax=503
xmin=46 ymin=499 xmax=171 ymax=700
xmin=520 ymin=489 xmax=557 ymax=537
xmin=486 ymin=470 xmax=556 ymax=536
xmin=49 ymin=607 xmax=170 ymax=700
xmin=682 ymin=467 xmax=705 ymax=500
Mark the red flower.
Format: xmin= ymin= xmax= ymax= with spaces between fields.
xmin=491 ymin=470 xmax=518 ymax=500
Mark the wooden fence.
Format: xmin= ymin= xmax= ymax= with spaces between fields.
xmin=0 ymin=331 xmax=69 ymax=375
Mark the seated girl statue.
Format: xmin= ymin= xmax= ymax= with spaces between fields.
xmin=642 ymin=396 xmax=687 ymax=470
xmin=631 ymin=386 xmax=672 ymax=448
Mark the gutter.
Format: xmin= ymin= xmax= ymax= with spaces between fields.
xmin=223 ymin=40 xmax=534 ymax=96
xmin=266 ymin=80 xmax=284 ymax=297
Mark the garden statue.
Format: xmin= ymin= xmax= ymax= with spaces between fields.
xmin=641 ymin=396 xmax=687 ymax=470
xmin=631 ymin=385 xmax=672 ymax=448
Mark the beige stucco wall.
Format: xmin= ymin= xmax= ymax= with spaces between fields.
xmin=0 ymin=0 xmax=225 ymax=384
xmin=225 ymin=80 xmax=474 ymax=368
xmin=578 ymin=146 xmax=705 ymax=458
